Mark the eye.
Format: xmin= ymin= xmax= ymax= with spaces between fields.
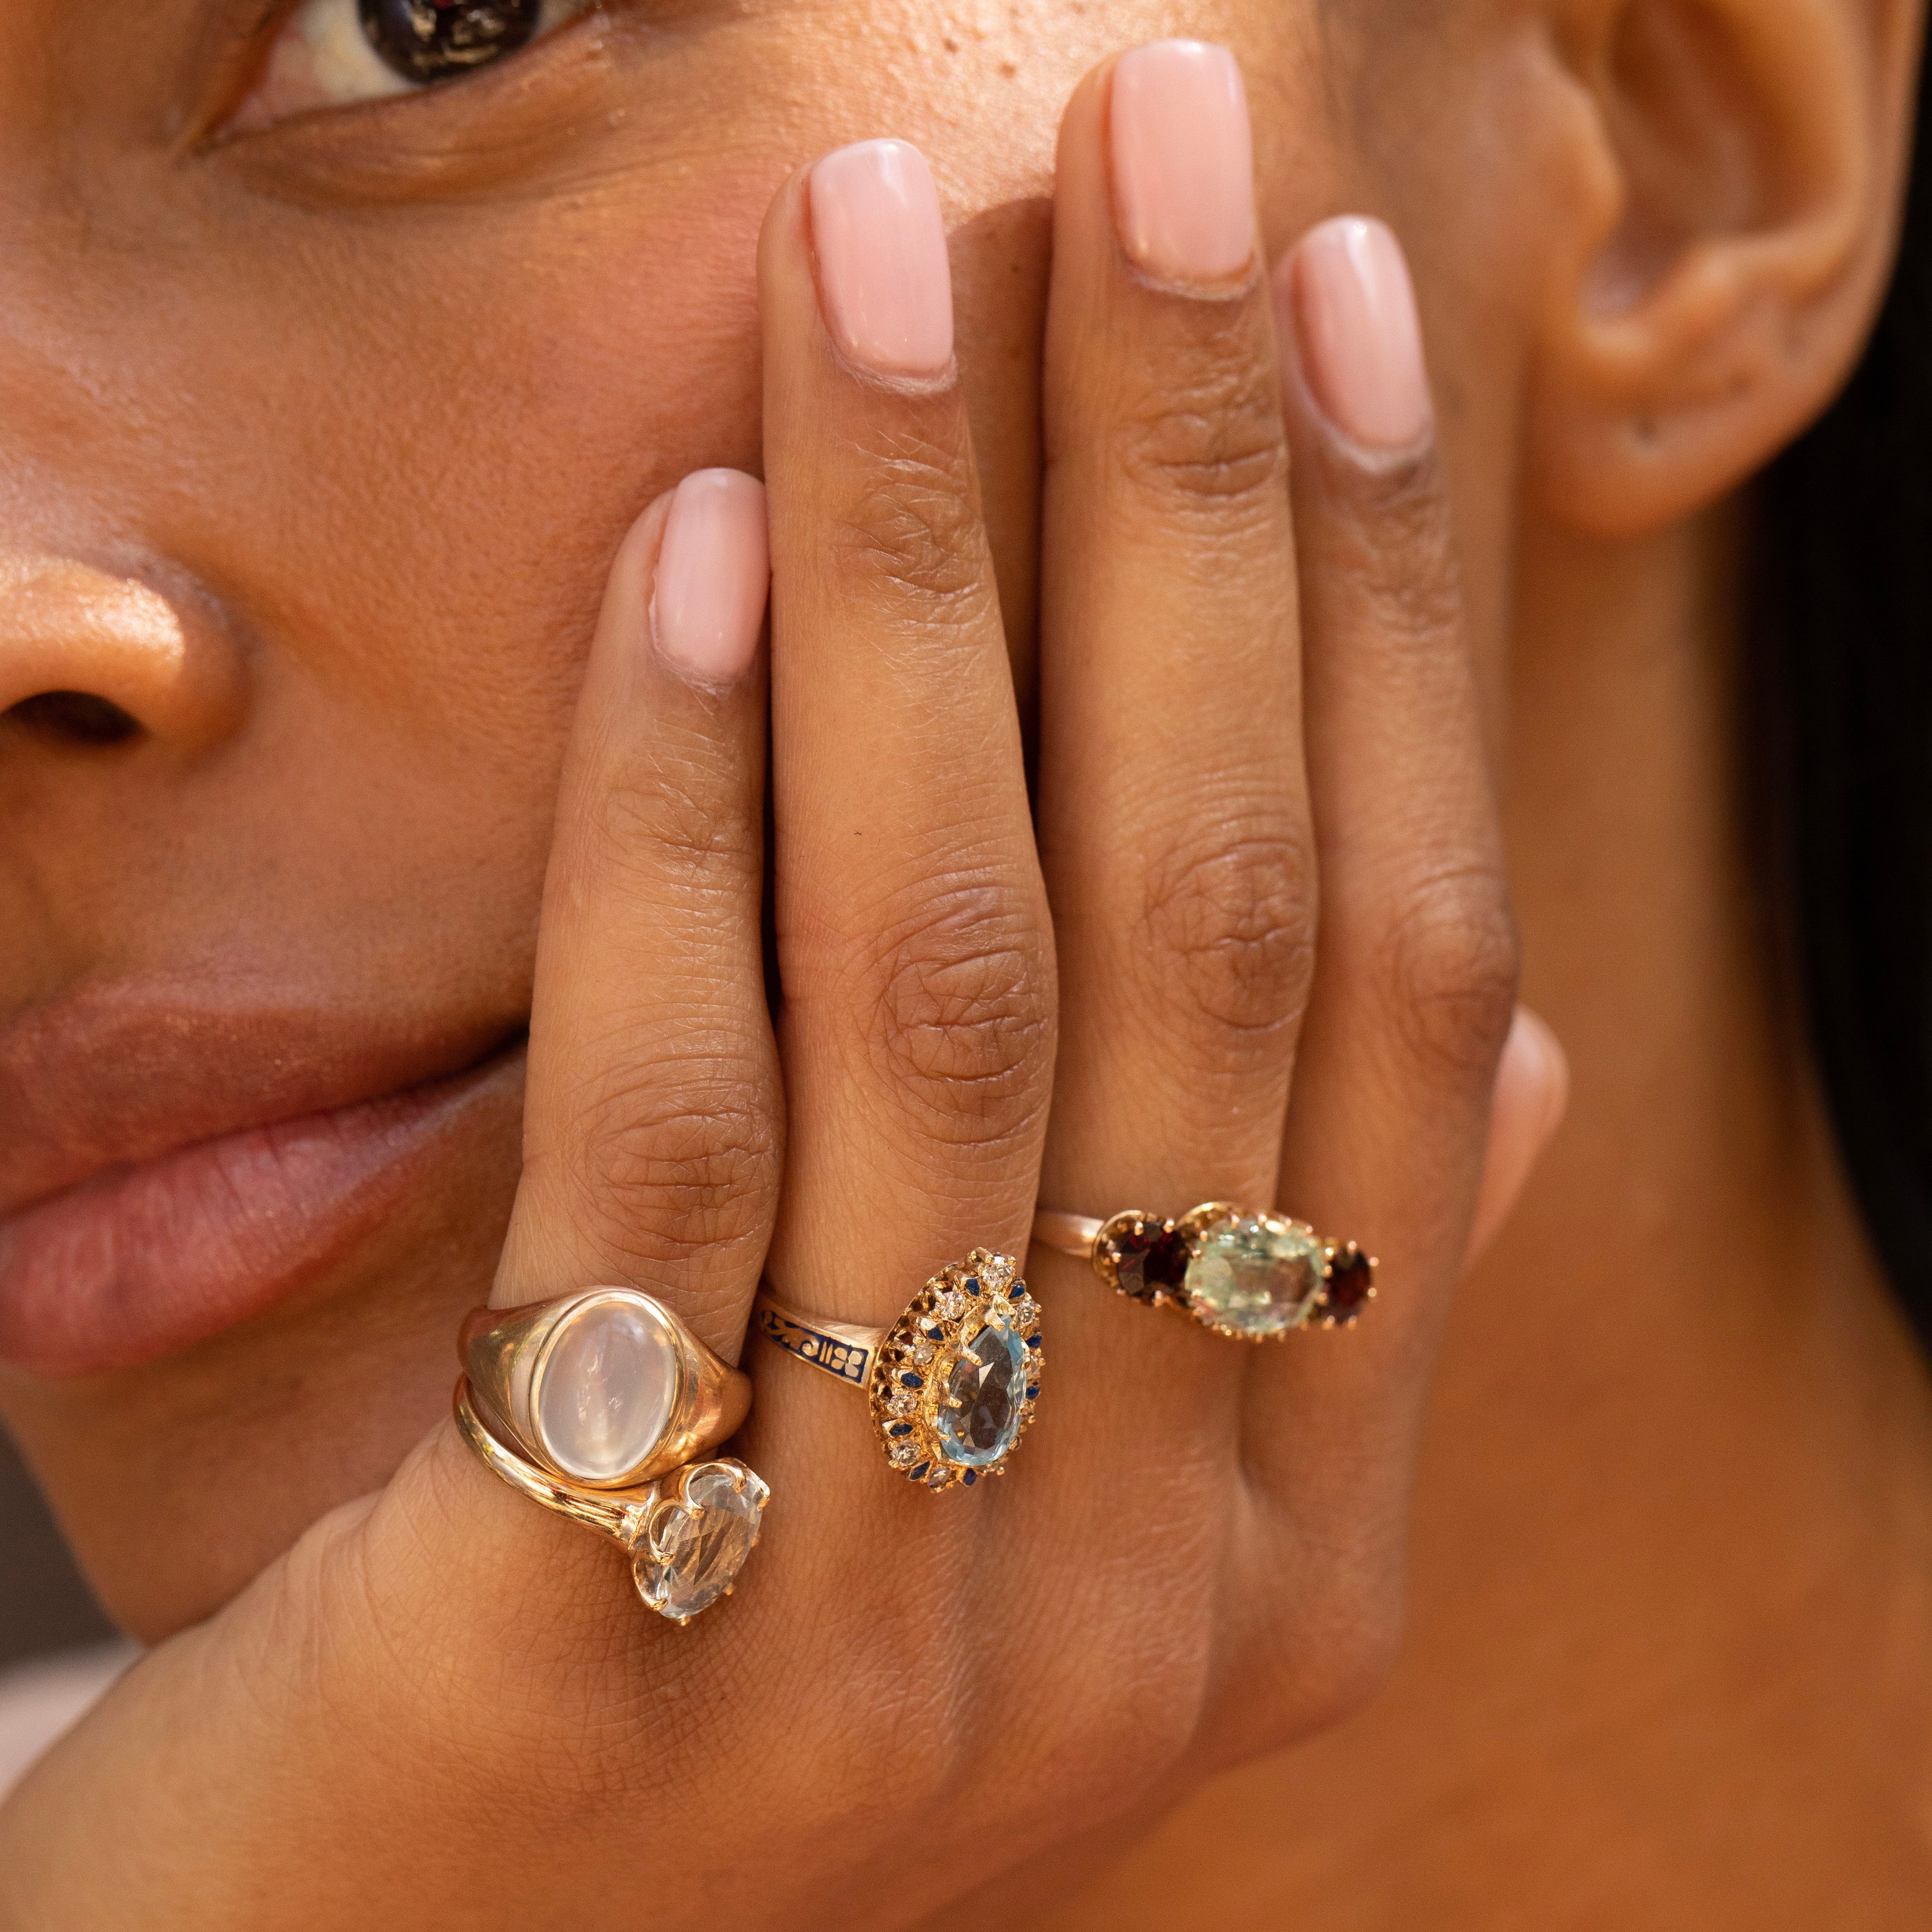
xmin=233 ymin=0 xmax=584 ymax=128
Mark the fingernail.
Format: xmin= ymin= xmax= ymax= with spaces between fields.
xmin=1109 ymin=40 xmax=1256 ymax=286
xmin=1464 ymin=1005 xmax=1569 ymax=1265
xmin=1282 ymin=217 xmax=1432 ymax=449
xmin=650 ymin=469 xmax=770 ymax=685
xmin=808 ymin=139 xmax=955 ymax=377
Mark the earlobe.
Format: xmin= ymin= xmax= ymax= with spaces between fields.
xmin=1526 ymin=0 xmax=1920 ymax=537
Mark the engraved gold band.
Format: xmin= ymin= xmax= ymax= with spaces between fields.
xmin=754 ymin=1248 xmax=1043 ymax=1492
xmin=459 ymin=1286 xmax=751 ymax=1491
xmin=454 ymin=1379 xmax=768 ymax=1626
xmin=1031 ymin=1203 xmax=1375 ymax=1339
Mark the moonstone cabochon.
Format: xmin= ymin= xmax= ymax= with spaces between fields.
xmin=533 ymin=1294 xmax=680 ymax=1482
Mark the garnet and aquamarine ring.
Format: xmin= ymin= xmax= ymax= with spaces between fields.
xmin=455 ymin=1287 xmax=769 ymax=1624
xmin=753 ymin=1249 xmax=1043 ymax=1493
xmin=1031 ymin=1204 xmax=1375 ymax=1340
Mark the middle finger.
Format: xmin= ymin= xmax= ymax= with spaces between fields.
xmin=753 ymin=140 xmax=1057 ymax=1510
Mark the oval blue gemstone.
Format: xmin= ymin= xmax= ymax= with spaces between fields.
xmin=932 ymin=1320 xmax=1025 ymax=1468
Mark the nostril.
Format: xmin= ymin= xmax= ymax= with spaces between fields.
xmin=1 ymin=554 xmax=247 ymax=753
xmin=4 ymin=691 xmax=144 ymax=746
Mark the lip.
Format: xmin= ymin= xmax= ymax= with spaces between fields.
xmin=0 ymin=981 xmax=525 ymax=1376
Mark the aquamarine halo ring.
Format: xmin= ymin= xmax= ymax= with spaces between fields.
xmin=754 ymin=1250 xmax=1043 ymax=1493
xmin=1031 ymin=1203 xmax=1376 ymax=1340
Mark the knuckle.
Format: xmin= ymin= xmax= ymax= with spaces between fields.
xmin=1115 ymin=354 xmax=1289 ymax=524
xmin=856 ymin=867 xmax=1056 ymax=1145
xmin=1327 ymin=447 xmax=1463 ymax=645
xmin=563 ymin=1055 xmax=780 ymax=1265
xmin=831 ymin=427 xmax=991 ymax=611
xmin=572 ymin=756 xmax=756 ymax=907
xmin=1135 ymin=820 xmax=1317 ymax=1056
xmin=1377 ymin=864 xmax=1520 ymax=1082
xmin=1237 ymin=1501 xmax=1410 ymax=1748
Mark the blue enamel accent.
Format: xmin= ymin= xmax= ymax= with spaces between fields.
xmin=900 ymin=1372 xmax=923 ymax=1389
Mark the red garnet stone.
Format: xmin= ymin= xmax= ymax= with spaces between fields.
xmin=1112 ymin=1218 xmax=1193 ymax=1305
xmin=1322 ymin=1245 xmax=1375 ymax=1321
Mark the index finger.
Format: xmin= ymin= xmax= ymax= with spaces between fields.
xmin=491 ymin=469 xmax=780 ymax=1362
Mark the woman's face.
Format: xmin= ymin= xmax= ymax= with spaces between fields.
xmin=0 ymin=0 xmax=1527 ymax=1638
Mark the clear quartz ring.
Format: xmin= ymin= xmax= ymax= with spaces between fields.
xmin=753 ymin=1248 xmax=1043 ymax=1493
xmin=1031 ymin=1204 xmax=1376 ymax=1340
xmin=454 ymin=1380 xmax=768 ymax=1626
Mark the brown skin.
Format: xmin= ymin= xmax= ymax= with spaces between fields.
xmin=0 ymin=0 xmax=1926 ymax=1923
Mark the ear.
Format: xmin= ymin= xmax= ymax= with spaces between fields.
xmin=1527 ymin=0 xmax=1921 ymax=537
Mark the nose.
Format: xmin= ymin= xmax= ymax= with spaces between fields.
xmin=0 ymin=554 xmax=246 ymax=751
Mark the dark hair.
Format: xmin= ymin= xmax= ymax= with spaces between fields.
xmin=1761 ymin=49 xmax=1932 ymax=1349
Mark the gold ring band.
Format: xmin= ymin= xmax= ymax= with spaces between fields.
xmin=754 ymin=1248 xmax=1042 ymax=1492
xmin=459 ymin=1286 xmax=751 ymax=1490
xmin=454 ymin=1379 xmax=768 ymax=1625
xmin=1031 ymin=1203 xmax=1375 ymax=1339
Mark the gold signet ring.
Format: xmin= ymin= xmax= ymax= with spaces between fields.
xmin=459 ymin=1286 xmax=752 ymax=1490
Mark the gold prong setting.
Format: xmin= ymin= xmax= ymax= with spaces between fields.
xmin=629 ymin=1458 xmax=771 ymax=1625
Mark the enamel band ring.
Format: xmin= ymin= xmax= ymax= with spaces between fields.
xmin=459 ymin=1286 xmax=751 ymax=1490
xmin=454 ymin=1381 xmax=769 ymax=1626
xmin=1032 ymin=1204 xmax=1376 ymax=1340
xmin=753 ymin=1248 xmax=1043 ymax=1492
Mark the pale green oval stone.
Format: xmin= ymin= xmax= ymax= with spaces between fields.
xmin=1184 ymin=1214 xmax=1325 ymax=1336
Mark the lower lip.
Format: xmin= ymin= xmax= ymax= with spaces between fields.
xmin=0 ymin=1050 xmax=523 ymax=1376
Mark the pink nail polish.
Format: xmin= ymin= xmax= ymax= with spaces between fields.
xmin=808 ymin=139 xmax=955 ymax=377
xmin=1110 ymin=41 xmax=1256 ymax=286
xmin=650 ymin=469 xmax=770 ymax=685
xmin=1283 ymin=217 xmax=1432 ymax=450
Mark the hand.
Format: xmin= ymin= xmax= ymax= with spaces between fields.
xmin=0 ymin=42 xmax=1553 ymax=1930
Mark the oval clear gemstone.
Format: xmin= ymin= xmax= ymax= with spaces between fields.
xmin=1184 ymin=1214 xmax=1325 ymax=1337
xmin=534 ymin=1296 xmax=678 ymax=1482
xmin=932 ymin=1320 xmax=1024 ymax=1468
xmin=633 ymin=1463 xmax=766 ymax=1623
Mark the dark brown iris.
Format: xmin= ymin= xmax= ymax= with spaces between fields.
xmin=357 ymin=0 xmax=542 ymax=84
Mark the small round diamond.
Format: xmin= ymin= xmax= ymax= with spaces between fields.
xmin=936 ymin=1289 xmax=970 ymax=1321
